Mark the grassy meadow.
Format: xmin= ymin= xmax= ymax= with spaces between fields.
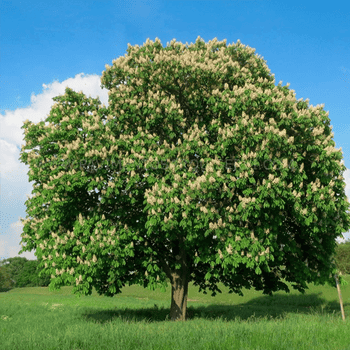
xmin=0 ymin=276 xmax=349 ymax=350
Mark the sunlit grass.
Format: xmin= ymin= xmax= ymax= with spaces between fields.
xmin=1 ymin=276 xmax=349 ymax=350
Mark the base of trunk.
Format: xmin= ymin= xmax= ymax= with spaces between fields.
xmin=169 ymin=272 xmax=188 ymax=321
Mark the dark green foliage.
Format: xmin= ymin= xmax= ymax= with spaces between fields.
xmin=0 ymin=257 xmax=51 ymax=291
xmin=334 ymin=239 xmax=350 ymax=275
xmin=15 ymin=260 xmax=51 ymax=288
xmin=0 ymin=265 xmax=15 ymax=291
xmin=3 ymin=238 xmax=349 ymax=292
xmin=0 ymin=257 xmax=28 ymax=287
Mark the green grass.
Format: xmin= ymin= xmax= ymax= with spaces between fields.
xmin=1 ymin=276 xmax=350 ymax=350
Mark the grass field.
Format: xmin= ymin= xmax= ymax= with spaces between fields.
xmin=0 ymin=276 xmax=349 ymax=350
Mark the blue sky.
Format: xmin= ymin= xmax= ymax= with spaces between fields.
xmin=1 ymin=0 xmax=350 ymax=262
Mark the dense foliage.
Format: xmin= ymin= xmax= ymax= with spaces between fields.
xmin=18 ymin=37 xmax=350 ymax=320
xmin=1 ymin=241 xmax=349 ymax=292
xmin=0 ymin=257 xmax=50 ymax=291
xmin=335 ymin=240 xmax=350 ymax=275
xmin=0 ymin=265 xmax=15 ymax=291
xmin=3 ymin=240 xmax=350 ymax=292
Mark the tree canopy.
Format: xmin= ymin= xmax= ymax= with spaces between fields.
xmin=0 ymin=257 xmax=51 ymax=290
xmin=0 ymin=257 xmax=28 ymax=287
xmin=19 ymin=36 xmax=350 ymax=321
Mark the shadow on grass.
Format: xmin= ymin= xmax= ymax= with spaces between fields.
xmin=82 ymin=292 xmax=348 ymax=324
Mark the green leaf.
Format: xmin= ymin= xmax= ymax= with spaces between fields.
xmin=109 ymin=285 xmax=116 ymax=294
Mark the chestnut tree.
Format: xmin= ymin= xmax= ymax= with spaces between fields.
xmin=19 ymin=36 xmax=350 ymax=321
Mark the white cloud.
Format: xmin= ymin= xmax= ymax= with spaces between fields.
xmin=0 ymin=139 xmax=25 ymax=181
xmin=0 ymin=219 xmax=36 ymax=262
xmin=0 ymin=73 xmax=110 ymax=161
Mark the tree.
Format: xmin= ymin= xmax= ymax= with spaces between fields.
xmin=334 ymin=239 xmax=350 ymax=275
xmin=18 ymin=36 xmax=350 ymax=321
xmin=0 ymin=258 xmax=51 ymax=290
xmin=15 ymin=259 xmax=51 ymax=288
xmin=0 ymin=265 xmax=15 ymax=291
xmin=0 ymin=257 xmax=28 ymax=287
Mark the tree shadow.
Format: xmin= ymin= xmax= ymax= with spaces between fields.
xmin=81 ymin=292 xmax=348 ymax=324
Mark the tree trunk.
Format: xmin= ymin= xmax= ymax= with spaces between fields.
xmin=169 ymin=270 xmax=189 ymax=321
xmin=157 ymin=238 xmax=190 ymax=321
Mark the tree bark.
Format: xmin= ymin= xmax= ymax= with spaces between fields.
xmin=157 ymin=239 xmax=190 ymax=321
xmin=169 ymin=270 xmax=189 ymax=321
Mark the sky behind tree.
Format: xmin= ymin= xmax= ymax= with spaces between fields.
xmin=1 ymin=0 xmax=350 ymax=262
